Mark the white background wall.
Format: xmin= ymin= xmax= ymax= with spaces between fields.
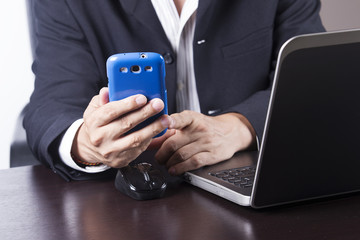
xmin=0 ymin=0 xmax=360 ymax=170
xmin=0 ymin=1 xmax=33 ymax=169
xmin=320 ymin=0 xmax=360 ymax=31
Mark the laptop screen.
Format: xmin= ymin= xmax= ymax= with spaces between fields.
xmin=252 ymin=40 xmax=360 ymax=208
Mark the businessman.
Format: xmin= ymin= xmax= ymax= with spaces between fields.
xmin=24 ymin=0 xmax=325 ymax=180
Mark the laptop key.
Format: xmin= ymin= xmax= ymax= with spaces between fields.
xmin=210 ymin=165 xmax=256 ymax=189
xmin=228 ymin=178 xmax=237 ymax=183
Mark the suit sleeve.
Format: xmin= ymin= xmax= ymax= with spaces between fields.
xmin=223 ymin=0 xmax=325 ymax=141
xmin=23 ymin=0 xmax=115 ymax=180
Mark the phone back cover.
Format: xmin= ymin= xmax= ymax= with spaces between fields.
xmin=107 ymin=52 xmax=167 ymax=136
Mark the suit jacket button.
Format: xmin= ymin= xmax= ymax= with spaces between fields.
xmin=163 ymin=53 xmax=174 ymax=64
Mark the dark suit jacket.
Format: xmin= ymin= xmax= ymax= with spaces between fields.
xmin=24 ymin=0 xmax=325 ymax=180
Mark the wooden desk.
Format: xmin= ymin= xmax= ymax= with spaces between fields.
xmin=1 ymin=165 xmax=360 ymax=240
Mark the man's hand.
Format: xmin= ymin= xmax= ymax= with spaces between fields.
xmin=71 ymin=87 xmax=172 ymax=168
xmin=155 ymin=110 xmax=256 ymax=175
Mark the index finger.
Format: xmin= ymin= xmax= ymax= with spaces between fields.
xmin=168 ymin=110 xmax=195 ymax=130
xmin=91 ymin=94 xmax=147 ymax=127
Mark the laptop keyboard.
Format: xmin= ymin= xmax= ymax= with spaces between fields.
xmin=210 ymin=166 xmax=256 ymax=189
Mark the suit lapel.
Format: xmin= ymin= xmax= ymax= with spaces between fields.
xmin=118 ymin=0 xmax=137 ymax=13
xmin=119 ymin=0 xmax=216 ymax=46
xmin=119 ymin=0 xmax=167 ymax=41
xmin=194 ymin=0 xmax=217 ymax=41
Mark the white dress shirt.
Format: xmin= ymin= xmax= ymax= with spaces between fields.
xmin=152 ymin=0 xmax=200 ymax=112
xmin=59 ymin=0 xmax=201 ymax=173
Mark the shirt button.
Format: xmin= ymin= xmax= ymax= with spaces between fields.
xmin=163 ymin=53 xmax=174 ymax=64
xmin=177 ymin=82 xmax=184 ymax=90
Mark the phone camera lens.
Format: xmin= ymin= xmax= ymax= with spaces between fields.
xmin=140 ymin=53 xmax=147 ymax=59
xmin=144 ymin=66 xmax=152 ymax=72
xmin=131 ymin=65 xmax=141 ymax=73
xmin=120 ymin=67 xmax=128 ymax=73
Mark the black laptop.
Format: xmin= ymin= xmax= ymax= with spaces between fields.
xmin=184 ymin=29 xmax=360 ymax=208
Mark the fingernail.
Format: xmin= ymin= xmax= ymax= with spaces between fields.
xmin=99 ymin=87 xmax=106 ymax=95
xmin=160 ymin=116 xmax=170 ymax=127
xmin=135 ymin=95 xmax=147 ymax=105
xmin=152 ymin=99 xmax=164 ymax=111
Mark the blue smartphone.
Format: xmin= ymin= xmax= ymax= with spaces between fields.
xmin=106 ymin=52 xmax=168 ymax=137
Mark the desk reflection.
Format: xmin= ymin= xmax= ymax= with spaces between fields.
xmin=2 ymin=163 xmax=359 ymax=240
xmin=30 ymin=167 xmax=258 ymax=240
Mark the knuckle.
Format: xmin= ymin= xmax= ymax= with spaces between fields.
xmin=175 ymin=150 xmax=187 ymax=161
xmin=191 ymin=155 xmax=205 ymax=169
xmin=130 ymin=135 xmax=143 ymax=148
xmin=195 ymin=118 xmax=208 ymax=131
xmin=121 ymin=99 xmax=134 ymax=112
xmin=139 ymin=105 xmax=152 ymax=120
xmin=203 ymin=138 xmax=213 ymax=145
xmin=196 ymin=124 xmax=207 ymax=132
xmin=101 ymin=151 xmax=128 ymax=168
xmin=98 ymin=148 xmax=112 ymax=160
xmin=151 ymin=125 xmax=163 ymax=136
xmin=89 ymin=134 xmax=103 ymax=147
xmin=140 ymin=106 xmax=151 ymax=119
xmin=104 ymin=108 xmax=119 ymax=120
xmin=152 ymin=129 xmax=161 ymax=136
xmin=83 ymin=109 xmax=90 ymax=120
xmin=104 ymin=160 xmax=118 ymax=168
xmin=182 ymin=110 xmax=192 ymax=115
xmin=84 ymin=114 xmax=96 ymax=127
xmin=120 ymin=118 xmax=134 ymax=132
xmin=125 ymin=96 xmax=137 ymax=107
xmin=108 ymin=158 xmax=127 ymax=168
